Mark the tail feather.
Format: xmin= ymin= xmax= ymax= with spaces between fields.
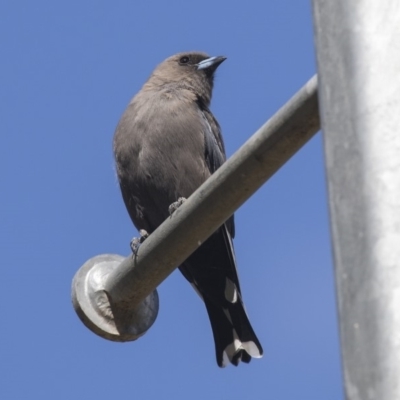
xmin=180 ymin=224 xmax=262 ymax=367
xmin=204 ymin=296 xmax=263 ymax=367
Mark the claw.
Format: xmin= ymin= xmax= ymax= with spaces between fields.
xmin=130 ymin=229 xmax=149 ymax=255
xmin=169 ymin=197 xmax=187 ymax=215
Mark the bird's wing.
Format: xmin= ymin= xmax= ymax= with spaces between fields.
xmin=197 ymin=102 xmax=235 ymax=238
xmin=198 ymin=105 xmax=226 ymax=173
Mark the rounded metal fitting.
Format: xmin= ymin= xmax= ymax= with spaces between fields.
xmin=72 ymin=254 xmax=159 ymax=342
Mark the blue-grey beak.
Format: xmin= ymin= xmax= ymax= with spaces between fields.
xmin=196 ymin=56 xmax=227 ymax=71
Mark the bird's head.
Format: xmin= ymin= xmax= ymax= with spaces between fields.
xmin=144 ymin=52 xmax=226 ymax=105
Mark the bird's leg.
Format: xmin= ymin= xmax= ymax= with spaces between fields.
xmin=130 ymin=229 xmax=149 ymax=255
xmin=168 ymin=197 xmax=187 ymax=215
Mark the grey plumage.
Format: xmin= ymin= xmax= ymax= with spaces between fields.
xmin=113 ymin=52 xmax=263 ymax=367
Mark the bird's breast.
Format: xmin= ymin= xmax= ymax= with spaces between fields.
xmin=115 ymin=92 xmax=210 ymax=220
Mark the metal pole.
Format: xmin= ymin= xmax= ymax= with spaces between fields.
xmin=312 ymin=2 xmax=400 ymax=399
xmin=72 ymin=75 xmax=320 ymax=342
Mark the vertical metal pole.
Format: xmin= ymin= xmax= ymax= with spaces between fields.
xmin=312 ymin=1 xmax=400 ymax=399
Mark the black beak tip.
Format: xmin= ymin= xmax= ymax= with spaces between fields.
xmin=197 ymin=56 xmax=227 ymax=72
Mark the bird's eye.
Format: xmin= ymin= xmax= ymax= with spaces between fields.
xmin=179 ymin=56 xmax=190 ymax=65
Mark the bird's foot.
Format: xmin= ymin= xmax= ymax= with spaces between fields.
xmin=168 ymin=197 xmax=187 ymax=215
xmin=130 ymin=229 xmax=149 ymax=255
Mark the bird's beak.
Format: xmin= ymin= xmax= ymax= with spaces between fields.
xmin=196 ymin=56 xmax=227 ymax=71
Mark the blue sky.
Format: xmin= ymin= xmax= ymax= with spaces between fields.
xmin=1 ymin=1 xmax=343 ymax=399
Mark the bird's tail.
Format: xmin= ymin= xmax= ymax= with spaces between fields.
xmin=204 ymin=296 xmax=263 ymax=367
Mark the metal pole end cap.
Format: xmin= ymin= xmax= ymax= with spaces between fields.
xmin=72 ymin=254 xmax=159 ymax=342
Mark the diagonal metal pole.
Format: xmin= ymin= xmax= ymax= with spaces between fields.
xmin=312 ymin=1 xmax=400 ymax=399
xmin=72 ymin=75 xmax=320 ymax=342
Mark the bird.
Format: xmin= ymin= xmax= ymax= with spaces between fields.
xmin=113 ymin=52 xmax=263 ymax=367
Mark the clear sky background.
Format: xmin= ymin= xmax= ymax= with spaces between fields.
xmin=1 ymin=1 xmax=343 ymax=399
